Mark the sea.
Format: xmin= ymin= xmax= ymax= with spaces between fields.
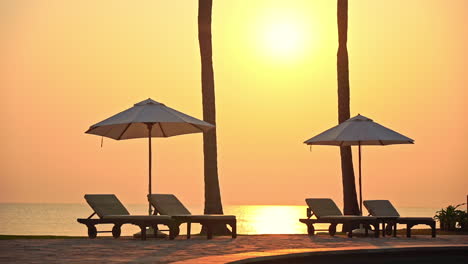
xmin=0 ymin=204 xmax=439 ymax=237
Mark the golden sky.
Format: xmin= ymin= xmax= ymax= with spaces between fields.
xmin=1 ymin=0 xmax=467 ymax=209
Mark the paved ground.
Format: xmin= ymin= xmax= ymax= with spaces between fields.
xmin=1 ymin=234 xmax=467 ymax=263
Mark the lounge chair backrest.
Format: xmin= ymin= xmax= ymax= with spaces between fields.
xmin=148 ymin=194 xmax=191 ymax=215
xmin=305 ymin=198 xmax=343 ymax=218
xmin=364 ymin=200 xmax=400 ymax=217
xmin=84 ymin=194 xmax=130 ymax=218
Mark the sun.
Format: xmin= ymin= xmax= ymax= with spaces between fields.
xmin=248 ymin=7 xmax=317 ymax=63
xmin=264 ymin=21 xmax=302 ymax=56
xmin=254 ymin=13 xmax=313 ymax=62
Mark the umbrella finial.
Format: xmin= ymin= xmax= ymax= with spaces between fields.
xmin=349 ymin=114 xmax=373 ymax=122
xmin=135 ymin=98 xmax=162 ymax=106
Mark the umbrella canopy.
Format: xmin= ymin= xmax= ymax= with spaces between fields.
xmin=86 ymin=98 xmax=214 ymax=214
xmin=86 ymin=98 xmax=214 ymax=139
xmin=304 ymin=114 xmax=414 ymax=146
xmin=304 ymin=114 xmax=414 ymax=215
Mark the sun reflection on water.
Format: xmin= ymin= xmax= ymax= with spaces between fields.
xmin=227 ymin=205 xmax=326 ymax=235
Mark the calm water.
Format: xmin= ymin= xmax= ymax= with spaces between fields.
xmin=0 ymin=204 xmax=439 ymax=236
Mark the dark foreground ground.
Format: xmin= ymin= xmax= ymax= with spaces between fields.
xmin=0 ymin=233 xmax=467 ymax=264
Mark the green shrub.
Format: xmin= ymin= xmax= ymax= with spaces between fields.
xmin=434 ymin=203 xmax=467 ymax=231
xmin=458 ymin=210 xmax=467 ymax=230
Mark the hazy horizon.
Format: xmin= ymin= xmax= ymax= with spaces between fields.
xmin=1 ymin=0 xmax=467 ymax=209
xmin=0 ymin=201 xmax=457 ymax=211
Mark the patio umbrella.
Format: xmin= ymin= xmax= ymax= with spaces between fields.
xmin=304 ymin=114 xmax=414 ymax=215
xmin=86 ymin=98 xmax=214 ymax=215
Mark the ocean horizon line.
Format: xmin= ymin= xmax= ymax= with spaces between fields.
xmin=0 ymin=202 xmax=442 ymax=209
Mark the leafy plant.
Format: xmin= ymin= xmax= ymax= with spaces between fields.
xmin=457 ymin=210 xmax=467 ymax=230
xmin=434 ymin=203 xmax=467 ymax=231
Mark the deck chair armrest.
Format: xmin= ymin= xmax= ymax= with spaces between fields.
xmin=148 ymin=198 xmax=162 ymax=216
xmin=87 ymin=212 xmax=97 ymax=219
xmin=307 ymin=208 xmax=314 ymax=219
xmin=152 ymin=207 xmax=161 ymax=216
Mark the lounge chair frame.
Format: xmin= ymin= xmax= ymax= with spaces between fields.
xmin=299 ymin=207 xmax=380 ymax=238
xmin=76 ymin=194 xmax=180 ymax=240
xmin=77 ymin=214 xmax=179 ymax=240
xmin=399 ymin=218 xmax=436 ymax=238
xmin=299 ymin=199 xmax=380 ymax=238
xmin=373 ymin=217 xmax=399 ymax=237
xmin=381 ymin=218 xmax=436 ymax=238
xmin=158 ymin=215 xmax=237 ymax=240
xmin=364 ymin=200 xmax=436 ymax=238
xmin=148 ymin=194 xmax=237 ymax=239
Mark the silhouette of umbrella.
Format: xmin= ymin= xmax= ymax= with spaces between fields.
xmin=86 ymin=98 xmax=214 ymax=215
xmin=304 ymin=114 xmax=414 ymax=215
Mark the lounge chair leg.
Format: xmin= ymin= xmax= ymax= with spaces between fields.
xmin=87 ymin=225 xmax=97 ymax=239
xmin=430 ymin=222 xmax=436 ymax=238
xmin=231 ymin=221 xmax=237 ymax=239
xmin=207 ymin=225 xmax=213 ymax=239
xmin=306 ymin=224 xmax=315 ymax=236
xmin=152 ymin=225 xmax=159 ymax=238
xmin=373 ymin=223 xmax=380 ymax=238
xmin=228 ymin=220 xmax=237 ymax=238
xmin=168 ymin=224 xmax=179 ymax=240
xmin=384 ymin=223 xmax=394 ymax=236
xmin=393 ymin=223 xmax=397 ymax=237
xmin=112 ymin=224 xmax=122 ymax=238
xmin=140 ymin=226 xmax=147 ymax=240
xmin=329 ymin=224 xmax=337 ymax=236
xmin=406 ymin=224 xmax=413 ymax=238
xmin=187 ymin=222 xmax=191 ymax=239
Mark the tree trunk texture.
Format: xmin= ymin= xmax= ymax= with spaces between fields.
xmin=337 ymin=0 xmax=360 ymax=229
xmin=198 ymin=0 xmax=231 ymax=235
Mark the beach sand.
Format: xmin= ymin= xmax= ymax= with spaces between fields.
xmin=0 ymin=234 xmax=467 ymax=263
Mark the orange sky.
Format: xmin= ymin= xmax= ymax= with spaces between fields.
xmin=1 ymin=0 xmax=467 ymax=209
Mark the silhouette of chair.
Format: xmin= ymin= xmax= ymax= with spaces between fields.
xmin=77 ymin=194 xmax=179 ymax=240
xmin=299 ymin=198 xmax=380 ymax=237
xmin=148 ymin=194 xmax=236 ymax=239
xmin=364 ymin=200 xmax=436 ymax=238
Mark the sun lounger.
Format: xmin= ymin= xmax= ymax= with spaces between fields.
xmin=364 ymin=200 xmax=436 ymax=238
xmin=299 ymin=198 xmax=380 ymax=238
xmin=77 ymin=194 xmax=179 ymax=240
xmin=148 ymin=194 xmax=237 ymax=239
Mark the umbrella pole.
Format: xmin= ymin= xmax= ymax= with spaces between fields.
xmin=358 ymin=142 xmax=362 ymax=216
xmin=147 ymin=123 xmax=153 ymax=215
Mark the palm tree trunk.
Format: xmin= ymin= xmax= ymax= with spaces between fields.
xmin=337 ymin=0 xmax=360 ymax=224
xmin=198 ymin=0 xmax=230 ymax=235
